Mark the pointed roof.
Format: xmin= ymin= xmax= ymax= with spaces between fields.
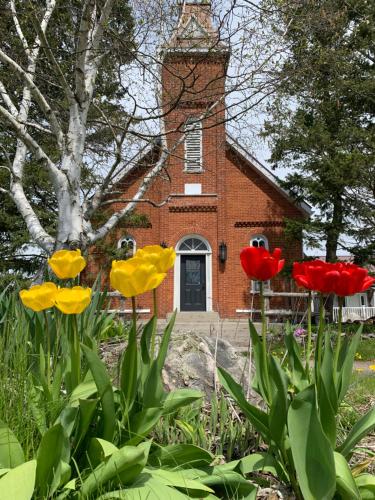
xmin=164 ymin=1 xmax=228 ymax=54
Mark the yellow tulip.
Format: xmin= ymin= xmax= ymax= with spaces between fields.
xmin=48 ymin=249 xmax=86 ymax=279
xmin=55 ymin=286 xmax=92 ymax=314
xmin=110 ymin=257 xmax=166 ymax=298
xmin=19 ymin=282 xmax=58 ymax=312
xmin=135 ymin=245 xmax=176 ymax=273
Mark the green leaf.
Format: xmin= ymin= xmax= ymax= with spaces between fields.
xmin=162 ymin=389 xmax=203 ymax=415
xmin=80 ymin=445 xmax=145 ymax=497
xmin=140 ymin=316 xmax=156 ymax=365
xmin=284 ymin=322 xmax=309 ymax=391
xmin=69 ymin=380 xmax=97 ymax=406
xmin=72 ymin=398 xmax=98 ymax=455
xmin=35 ymin=424 xmax=70 ymax=497
xmin=269 ymin=356 xmax=289 ymax=446
xmin=239 ymin=452 xmax=288 ymax=481
xmin=338 ymin=406 xmax=375 ymax=458
xmin=217 ymin=366 xmax=269 ymax=438
xmin=148 ymin=444 xmax=213 ymax=468
xmin=142 ymin=359 xmax=165 ymax=409
xmin=146 ymin=467 xmax=214 ymax=497
xmin=0 ymin=421 xmax=24 ymax=468
xmin=157 ymin=310 xmax=177 ymax=371
xmin=88 ymin=438 xmax=119 ymax=468
xmin=318 ymin=375 xmax=337 ymax=447
xmin=0 ymin=460 xmax=36 ymax=500
xmin=96 ymin=474 xmax=192 ymax=499
xmin=334 ymin=452 xmax=360 ymax=500
xmin=120 ymin=325 xmax=138 ymax=412
xmin=82 ymin=344 xmax=116 ymax=442
xmin=55 ymin=406 xmax=78 ymax=438
xmin=288 ymin=385 xmax=336 ymax=500
xmin=126 ymin=407 xmax=163 ymax=446
xmin=337 ymin=325 xmax=362 ymax=403
xmin=193 ymin=469 xmax=257 ymax=499
xmin=318 ymin=331 xmax=338 ymax=446
xmin=355 ymin=473 xmax=375 ymax=499
xmin=249 ymin=321 xmax=270 ymax=401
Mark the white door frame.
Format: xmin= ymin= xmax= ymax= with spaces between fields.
xmin=173 ymin=235 xmax=212 ymax=312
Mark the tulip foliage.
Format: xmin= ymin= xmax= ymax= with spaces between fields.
xmin=219 ymin=249 xmax=375 ymax=500
xmin=3 ymin=246 xmax=261 ymax=498
xmin=4 ymin=245 xmax=375 ymax=498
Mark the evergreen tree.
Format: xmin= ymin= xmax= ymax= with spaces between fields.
xmin=262 ymin=0 xmax=375 ymax=261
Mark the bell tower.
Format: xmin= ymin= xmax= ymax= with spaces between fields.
xmin=161 ymin=1 xmax=230 ymax=188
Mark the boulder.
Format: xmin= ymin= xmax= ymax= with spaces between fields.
xmin=99 ymin=331 xmax=260 ymax=404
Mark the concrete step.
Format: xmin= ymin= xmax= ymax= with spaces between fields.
xmin=166 ymin=311 xmax=220 ymax=323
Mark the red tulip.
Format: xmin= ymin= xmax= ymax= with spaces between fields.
xmin=329 ymin=262 xmax=375 ymax=297
xmin=240 ymin=246 xmax=285 ymax=281
xmin=293 ymin=260 xmax=336 ymax=293
xmin=293 ymin=260 xmax=375 ymax=296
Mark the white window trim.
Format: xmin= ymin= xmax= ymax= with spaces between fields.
xmin=173 ymin=234 xmax=212 ymax=311
xmin=250 ymin=234 xmax=270 ymax=293
xmin=117 ymin=236 xmax=136 ymax=256
xmin=184 ymin=118 xmax=203 ymax=172
xmin=251 ymin=280 xmax=271 ymax=294
xmin=250 ymin=234 xmax=269 ymax=249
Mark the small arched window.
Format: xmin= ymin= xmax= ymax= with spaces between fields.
xmin=250 ymin=235 xmax=270 ymax=292
xmin=250 ymin=234 xmax=268 ymax=249
xmin=118 ymin=236 xmax=136 ymax=259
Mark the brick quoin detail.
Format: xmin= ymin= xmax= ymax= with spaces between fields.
xmin=86 ymin=2 xmax=308 ymax=319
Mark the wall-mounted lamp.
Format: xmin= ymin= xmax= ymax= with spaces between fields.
xmin=160 ymin=241 xmax=168 ymax=248
xmin=219 ymin=242 xmax=227 ymax=263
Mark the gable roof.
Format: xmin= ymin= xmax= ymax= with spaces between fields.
xmin=226 ymin=135 xmax=312 ymax=216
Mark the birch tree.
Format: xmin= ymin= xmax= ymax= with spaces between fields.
xmin=0 ymin=0 xmax=282 ymax=255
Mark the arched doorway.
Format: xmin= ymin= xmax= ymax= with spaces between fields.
xmin=174 ymin=235 xmax=212 ymax=311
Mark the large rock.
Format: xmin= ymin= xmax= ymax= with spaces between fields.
xmin=163 ymin=332 xmax=254 ymax=398
xmin=100 ymin=331 xmax=260 ymax=404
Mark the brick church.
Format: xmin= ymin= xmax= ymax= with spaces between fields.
xmin=88 ymin=1 xmax=310 ymax=319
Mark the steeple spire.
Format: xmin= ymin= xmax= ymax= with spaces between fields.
xmin=165 ymin=1 xmax=227 ymax=53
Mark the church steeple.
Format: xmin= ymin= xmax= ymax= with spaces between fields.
xmin=164 ymin=1 xmax=228 ymax=54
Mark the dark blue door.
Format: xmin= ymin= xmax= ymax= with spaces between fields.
xmin=180 ymin=255 xmax=206 ymax=311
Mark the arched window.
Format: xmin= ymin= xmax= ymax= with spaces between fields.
xmin=117 ymin=236 xmax=136 ymax=259
xmin=250 ymin=234 xmax=268 ymax=249
xmin=178 ymin=236 xmax=209 ymax=252
xmin=249 ymin=235 xmax=270 ymax=292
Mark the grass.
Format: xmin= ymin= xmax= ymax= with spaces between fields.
xmin=267 ymin=333 xmax=375 ymax=361
xmin=0 ymin=292 xmax=41 ymax=459
xmin=152 ymin=394 xmax=257 ymax=462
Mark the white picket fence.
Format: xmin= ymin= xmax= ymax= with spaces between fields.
xmin=333 ymin=306 xmax=375 ymax=322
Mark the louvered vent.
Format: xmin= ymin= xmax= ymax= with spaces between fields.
xmin=184 ymin=119 xmax=202 ymax=172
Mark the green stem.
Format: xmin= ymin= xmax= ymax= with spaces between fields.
xmin=150 ymin=288 xmax=158 ymax=360
xmin=305 ymin=291 xmax=312 ymax=376
xmin=259 ymin=281 xmax=271 ymax=403
xmin=333 ymin=296 xmax=344 ymax=377
xmin=71 ymin=314 xmax=80 ymax=391
xmin=131 ymin=296 xmax=137 ymax=340
xmin=315 ymin=294 xmax=325 ymax=385
xmin=43 ymin=311 xmax=51 ymax=391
